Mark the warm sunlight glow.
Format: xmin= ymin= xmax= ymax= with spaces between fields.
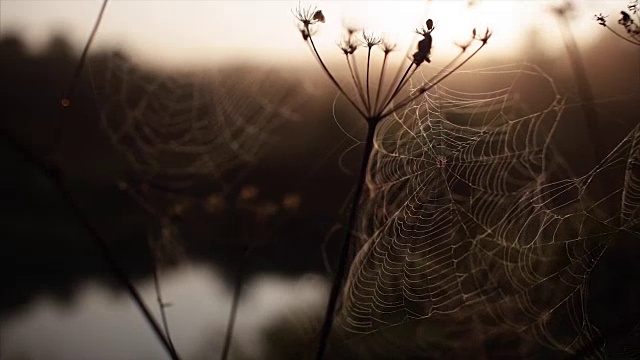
xmin=0 ymin=0 xmax=626 ymax=66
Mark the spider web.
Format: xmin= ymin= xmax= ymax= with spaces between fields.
xmin=89 ymin=52 xmax=301 ymax=186
xmin=86 ymin=52 xmax=306 ymax=319
xmin=337 ymin=63 xmax=639 ymax=358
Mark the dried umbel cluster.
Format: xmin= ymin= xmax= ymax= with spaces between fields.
xmin=293 ymin=3 xmax=491 ymax=125
xmin=595 ymin=0 xmax=640 ymax=46
xmin=293 ymin=3 xmax=491 ymax=359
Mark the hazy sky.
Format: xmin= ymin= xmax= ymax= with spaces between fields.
xmin=0 ymin=1 xmax=626 ymax=66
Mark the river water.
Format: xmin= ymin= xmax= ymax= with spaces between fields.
xmin=1 ymin=264 xmax=328 ymax=360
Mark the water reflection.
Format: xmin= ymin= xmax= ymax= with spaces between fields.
xmin=1 ymin=264 xmax=328 ymax=360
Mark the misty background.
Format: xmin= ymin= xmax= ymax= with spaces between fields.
xmin=1 ymin=1 xmax=640 ymax=359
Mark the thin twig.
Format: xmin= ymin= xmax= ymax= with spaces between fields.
xmin=381 ymin=44 xmax=484 ymax=118
xmin=373 ymin=53 xmax=389 ymax=113
xmin=55 ymin=0 xmax=109 ymax=151
xmin=2 ymin=133 xmax=180 ymax=360
xmin=366 ymin=47 xmax=373 ymax=113
xmin=604 ymin=25 xmax=640 ymax=45
xmin=64 ymin=0 xmax=109 ymax=103
xmin=379 ymin=62 xmax=415 ymax=114
xmin=306 ymin=33 xmax=367 ymax=119
xmin=30 ymin=0 xmax=179 ymax=356
xmin=150 ymin=247 xmax=177 ymax=354
xmin=346 ymin=54 xmax=369 ymax=113
xmin=220 ymin=247 xmax=248 ymax=360
xmin=314 ymin=120 xmax=378 ymax=360
xmin=351 ymin=52 xmax=368 ymax=113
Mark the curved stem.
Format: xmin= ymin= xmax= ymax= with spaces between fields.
xmin=55 ymin=0 xmax=109 ymax=151
xmin=366 ymin=48 xmax=373 ymax=113
xmin=2 ymin=133 xmax=180 ymax=360
xmin=604 ymin=25 xmax=640 ymax=45
xmin=351 ymin=53 xmax=367 ymax=112
xmin=314 ymin=119 xmax=378 ymax=360
xmin=373 ymin=53 xmax=389 ymax=114
xmin=220 ymin=247 xmax=247 ymax=360
xmin=64 ymin=0 xmax=109 ymax=103
xmin=381 ymin=44 xmax=484 ymax=119
xmin=306 ymin=33 xmax=367 ymax=119
xmin=379 ymin=62 xmax=415 ymax=115
xmin=346 ymin=54 xmax=369 ymax=113
xmin=150 ymin=249 xmax=177 ymax=354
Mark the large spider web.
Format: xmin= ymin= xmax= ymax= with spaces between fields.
xmin=89 ymin=52 xmax=302 ymax=185
xmin=337 ymin=63 xmax=639 ymax=358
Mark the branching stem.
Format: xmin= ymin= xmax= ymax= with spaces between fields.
xmin=380 ymin=62 xmax=415 ymax=114
xmin=373 ymin=53 xmax=389 ymax=112
xmin=366 ymin=48 xmax=373 ymax=113
xmin=346 ymin=54 xmax=369 ymax=113
xmin=314 ymin=119 xmax=378 ymax=360
xmin=307 ymin=32 xmax=367 ymax=118
xmin=381 ymin=44 xmax=484 ymax=118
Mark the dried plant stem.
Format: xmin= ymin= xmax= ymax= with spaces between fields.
xmin=32 ymin=0 xmax=179 ymax=357
xmin=315 ymin=119 xmax=378 ymax=360
xmin=2 ymin=134 xmax=180 ymax=360
xmin=307 ymin=34 xmax=367 ymax=118
xmin=382 ymin=45 xmax=484 ymax=118
xmin=150 ymin=252 xmax=177 ymax=354
xmin=55 ymin=0 xmax=109 ymax=150
xmin=220 ymin=248 xmax=248 ymax=360
xmin=346 ymin=55 xmax=369 ymax=112
xmin=351 ymin=55 xmax=367 ymax=110
xmin=122 ymin=185 xmax=179 ymax=356
xmin=366 ymin=48 xmax=373 ymax=112
xmin=380 ymin=62 xmax=415 ymax=113
xmin=373 ymin=53 xmax=389 ymax=112
xmin=64 ymin=0 xmax=109 ymax=102
xmin=604 ymin=25 xmax=640 ymax=45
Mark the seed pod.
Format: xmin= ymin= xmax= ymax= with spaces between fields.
xmin=313 ymin=10 xmax=325 ymax=23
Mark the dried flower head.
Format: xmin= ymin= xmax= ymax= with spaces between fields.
xmin=293 ymin=3 xmax=324 ymax=26
xmin=594 ymin=2 xmax=640 ymax=45
xmin=379 ymin=39 xmax=397 ymax=54
xmin=361 ymin=31 xmax=382 ymax=48
xmin=338 ymin=35 xmax=359 ymax=54
xmin=293 ymin=5 xmax=488 ymax=122
xmin=293 ymin=8 xmax=490 ymax=354
xmin=474 ymin=27 xmax=493 ymax=44
xmin=594 ymin=13 xmax=608 ymax=27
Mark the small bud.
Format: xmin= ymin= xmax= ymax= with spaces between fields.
xmin=426 ymin=19 xmax=434 ymax=30
xmin=313 ymin=10 xmax=325 ymax=23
